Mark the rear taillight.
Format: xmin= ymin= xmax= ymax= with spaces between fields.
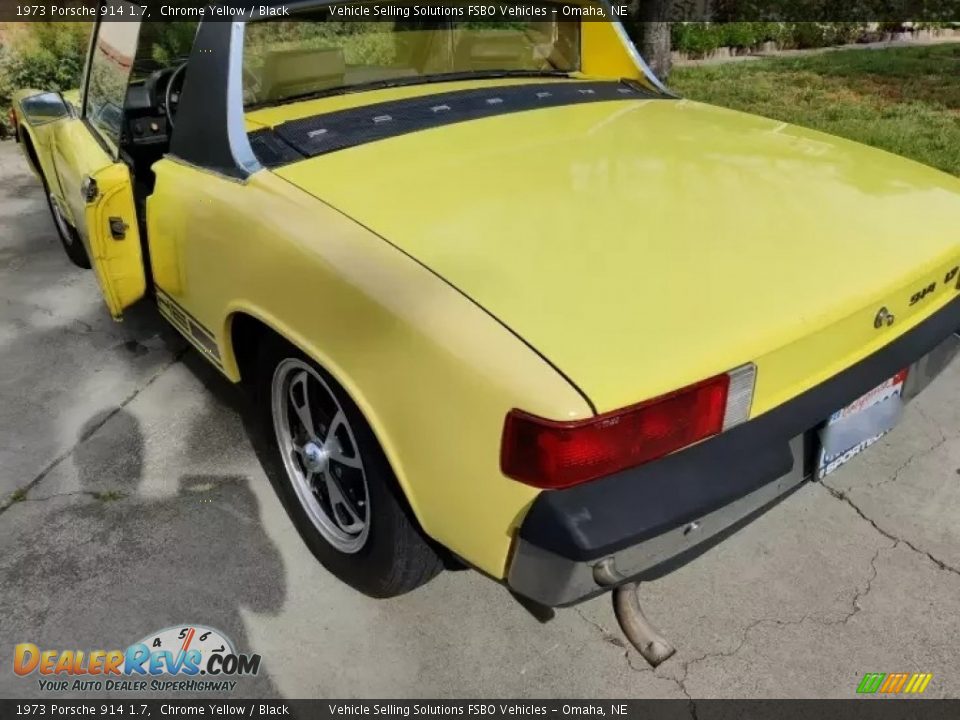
xmin=501 ymin=366 xmax=755 ymax=490
xmin=7 ymin=108 xmax=17 ymax=139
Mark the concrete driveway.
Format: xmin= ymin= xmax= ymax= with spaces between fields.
xmin=1 ymin=139 xmax=959 ymax=701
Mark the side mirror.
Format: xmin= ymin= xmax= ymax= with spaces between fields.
xmin=18 ymin=92 xmax=72 ymax=125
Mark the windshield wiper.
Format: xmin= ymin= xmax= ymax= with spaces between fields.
xmin=251 ymin=70 xmax=575 ymax=110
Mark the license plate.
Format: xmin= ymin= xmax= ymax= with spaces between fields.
xmin=817 ymin=369 xmax=908 ymax=479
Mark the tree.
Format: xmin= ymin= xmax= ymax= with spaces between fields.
xmin=635 ymin=2 xmax=673 ymax=82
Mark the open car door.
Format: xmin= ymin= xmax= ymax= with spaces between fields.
xmin=72 ymin=11 xmax=147 ymax=320
xmin=83 ymin=162 xmax=145 ymax=319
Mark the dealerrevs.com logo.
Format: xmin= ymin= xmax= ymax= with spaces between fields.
xmin=14 ymin=625 xmax=262 ymax=693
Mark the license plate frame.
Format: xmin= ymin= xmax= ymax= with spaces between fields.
xmin=816 ymin=369 xmax=908 ymax=479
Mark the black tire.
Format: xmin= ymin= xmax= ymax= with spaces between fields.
xmin=253 ymin=334 xmax=442 ymax=598
xmin=43 ymin=180 xmax=91 ymax=269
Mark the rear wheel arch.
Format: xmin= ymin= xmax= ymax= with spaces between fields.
xmin=23 ymin=126 xmax=91 ymax=269
xmin=227 ymin=310 xmax=266 ymax=385
xmin=225 ymin=310 xmax=429 ymax=529
xmin=19 ymin=120 xmax=69 ymax=212
xmin=20 ymin=127 xmax=42 ymax=177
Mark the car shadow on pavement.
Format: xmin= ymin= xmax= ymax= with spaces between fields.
xmin=0 ymin=289 xmax=185 ymax=500
xmin=0 ymin=406 xmax=287 ymax=699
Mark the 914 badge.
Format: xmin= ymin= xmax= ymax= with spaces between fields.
xmin=910 ymin=265 xmax=960 ymax=306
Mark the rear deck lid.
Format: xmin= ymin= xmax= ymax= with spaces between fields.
xmin=273 ymin=91 xmax=960 ymax=415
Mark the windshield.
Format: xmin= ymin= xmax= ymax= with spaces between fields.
xmin=131 ymin=22 xmax=199 ymax=81
xmin=242 ymin=9 xmax=581 ymax=107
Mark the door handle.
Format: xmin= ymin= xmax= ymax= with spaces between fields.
xmin=109 ymin=217 xmax=128 ymax=240
xmin=81 ymin=176 xmax=98 ymax=203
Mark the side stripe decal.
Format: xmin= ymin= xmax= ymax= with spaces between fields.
xmin=156 ymin=290 xmax=222 ymax=366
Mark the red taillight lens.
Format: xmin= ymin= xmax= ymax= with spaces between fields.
xmin=501 ymin=375 xmax=731 ymax=489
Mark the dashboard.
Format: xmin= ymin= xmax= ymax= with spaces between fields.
xmin=123 ymin=84 xmax=169 ymax=147
xmin=121 ymin=65 xmax=185 ymax=150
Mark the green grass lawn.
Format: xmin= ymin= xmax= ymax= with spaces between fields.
xmin=670 ymin=43 xmax=960 ymax=177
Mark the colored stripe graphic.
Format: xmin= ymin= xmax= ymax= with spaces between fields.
xmin=857 ymin=672 xmax=932 ymax=695
xmin=883 ymin=673 xmax=908 ymax=693
xmin=910 ymin=673 xmax=933 ymax=694
xmin=879 ymin=673 xmax=899 ymax=693
xmin=857 ymin=673 xmax=885 ymax=694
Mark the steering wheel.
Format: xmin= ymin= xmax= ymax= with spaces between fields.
xmin=165 ymin=61 xmax=189 ymax=129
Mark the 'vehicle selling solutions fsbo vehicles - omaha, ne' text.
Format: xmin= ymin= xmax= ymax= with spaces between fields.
xmin=10 ymin=0 xmax=960 ymax=664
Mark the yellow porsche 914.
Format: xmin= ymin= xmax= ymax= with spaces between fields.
xmin=11 ymin=3 xmax=960 ymax=610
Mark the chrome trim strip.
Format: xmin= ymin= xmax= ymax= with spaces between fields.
xmin=599 ymin=0 xmax=673 ymax=96
xmin=228 ymin=22 xmax=263 ymax=177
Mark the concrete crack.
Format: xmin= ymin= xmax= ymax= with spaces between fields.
xmin=9 ymin=489 xmax=127 ymax=504
xmin=834 ymin=547 xmax=884 ymax=625
xmin=660 ymin=543 xmax=884 ymax=704
xmin=916 ymin=406 xmax=949 ymax=444
xmin=573 ymin=606 xmax=614 ymax=640
xmin=818 ymin=480 xmax=960 ymax=578
xmin=670 ymin=657 xmax=698 ymax=719
xmin=659 ymin=612 xmax=811 ymax=708
xmin=572 ymin=607 xmax=655 ymax=674
xmin=863 ymin=433 xmax=955 ymax=492
xmin=623 ymin=651 xmax=652 ymax=673
xmin=0 ymin=348 xmax=186 ymax=515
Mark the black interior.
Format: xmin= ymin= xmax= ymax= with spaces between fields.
xmin=115 ymin=64 xmax=188 ymax=291
xmin=120 ymin=64 xmax=187 ymax=212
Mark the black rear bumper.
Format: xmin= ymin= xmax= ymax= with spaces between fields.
xmin=509 ymin=296 xmax=960 ymax=606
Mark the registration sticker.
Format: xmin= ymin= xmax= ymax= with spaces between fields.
xmin=817 ymin=370 xmax=908 ymax=479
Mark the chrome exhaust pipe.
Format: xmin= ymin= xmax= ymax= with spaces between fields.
xmin=594 ymin=559 xmax=676 ymax=667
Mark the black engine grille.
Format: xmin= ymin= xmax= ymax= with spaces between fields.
xmin=249 ymin=80 xmax=660 ymax=168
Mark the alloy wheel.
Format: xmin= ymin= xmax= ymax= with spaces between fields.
xmin=49 ymin=193 xmax=73 ymax=243
xmin=271 ymin=358 xmax=371 ymax=554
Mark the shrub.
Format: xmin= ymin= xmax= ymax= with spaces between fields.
xmin=671 ymin=22 xmax=779 ymax=57
xmin=877 ymin=21 xmax=907 ymax=33
xmin=778 ymin=22 xmax=826 ymax=48
xmin=722 ymin=22 xmax=780 ymax=50
xmin=0 ymin=23 xmax=90 ymax=135
xmin=147 ymin=22 xmax=200 ymax=68
xmin=672 ymin=22 xmax=871 ymax=56
xmin=672 ymin=23 xmax=724 ymax=56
